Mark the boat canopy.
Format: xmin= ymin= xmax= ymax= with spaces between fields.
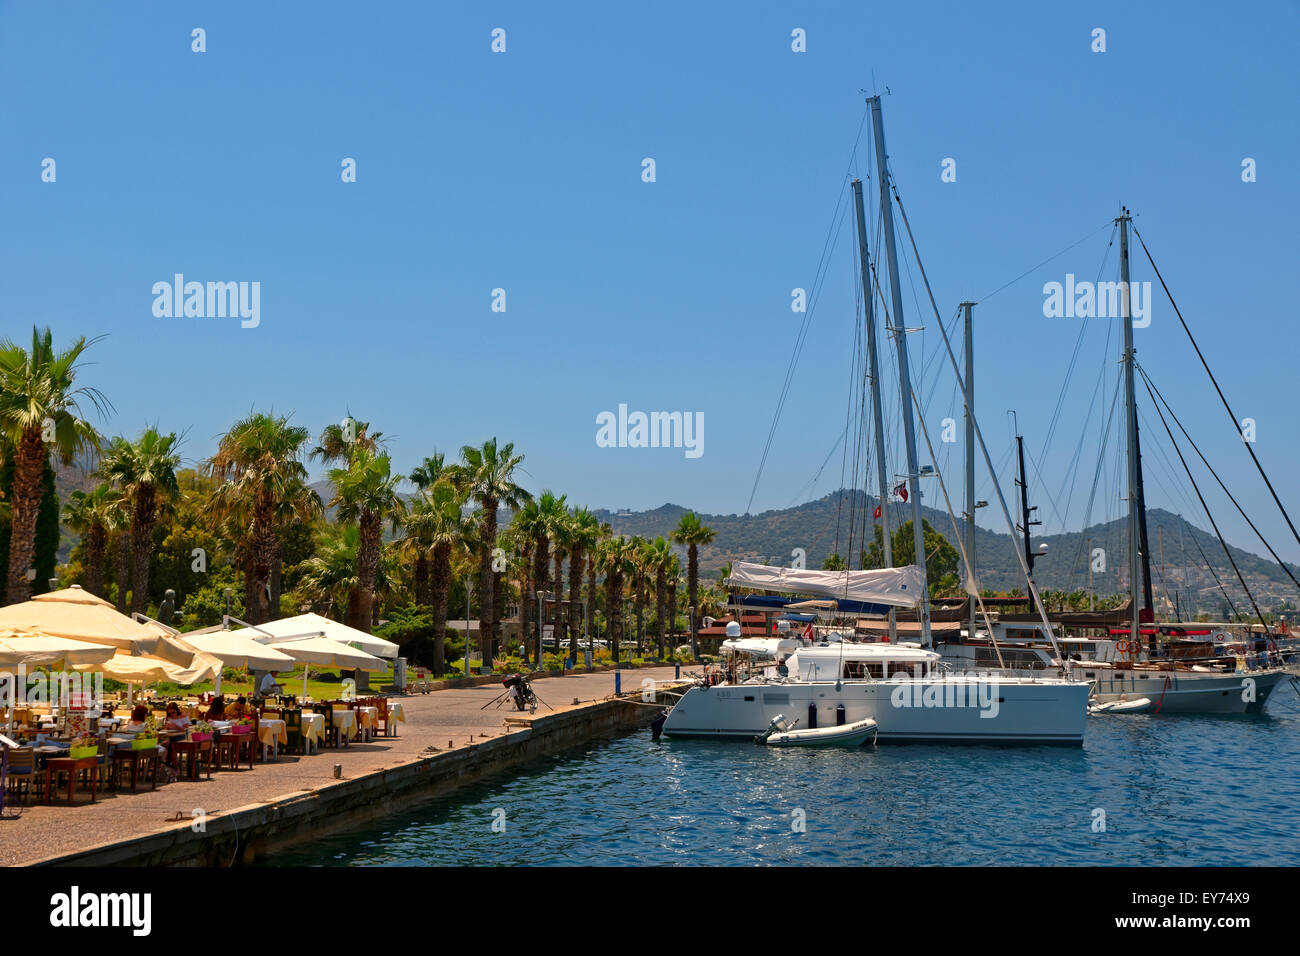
xmin=727 ymin=562 xmax=925 ymax=608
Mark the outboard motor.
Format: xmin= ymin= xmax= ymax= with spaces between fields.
xmin=650 ymin=711 xmax=668 ymax=741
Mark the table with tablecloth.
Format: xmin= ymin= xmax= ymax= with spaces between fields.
xmin=332 ymin=709 xmax=357 ymax=745
xmin=300 ymin=713 xmax=324 ymax=753
xmin=356 ymin=706 xmax=378 ymax=740
xmin=385 ymin=701 xmax=405 ymax=735
xmin=257 ymin=718 xmax=287 ymax=759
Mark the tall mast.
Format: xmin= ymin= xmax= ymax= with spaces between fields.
xmin=962 ymin=301 xmax=977 ymax=642
xmin=851 ymin=178 xmax=897 ymax=643
xmin=1015 ymin=433 xmax=1041 ymax=580
xmin=1118 ymin=208 xmax=1154 ymax=646
xmin=868 ymin=95 xmax=932 ymax=647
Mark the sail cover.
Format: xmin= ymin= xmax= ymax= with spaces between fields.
xmin=726 ymin=562 xmax=925 ymax=608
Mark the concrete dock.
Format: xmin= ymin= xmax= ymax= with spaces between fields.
xmin=0 ymin=665 xmax=684 ymax=867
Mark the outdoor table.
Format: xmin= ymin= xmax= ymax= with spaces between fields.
xmin=385 ymin=701 xmax=405 ymax=735
xmin=258 ymin=718 xmax=287 ymax=760
xmin=111 ymin=746 xmax=161 ymax=793
xmin=356 ymin=706 xmax=379 ymax=741
xmin=300 ymin=713 xmax=324 ymax=754
xmin=170 ymin=740 xmax=212 ymax=780
xmin=331 ymin=709 xmax=356 ymax=747
xmin=44 ymin=755 xmax=99 ymax=805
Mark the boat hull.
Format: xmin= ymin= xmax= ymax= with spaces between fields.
xmin=662 ymin=677 xmax=1089 ymax=745
xmin=1083 ymin=667 xmax=1289 ymax=714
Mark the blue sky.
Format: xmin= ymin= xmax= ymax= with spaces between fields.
xmin=3 ymin=1 xmax=1298 ymax=560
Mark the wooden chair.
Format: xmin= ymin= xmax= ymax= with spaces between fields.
xmin=282 ymin=708 xmax=304 ymax=755
xmin=4 ymin=747 xmax=46 ymax=804
xmin=374 ymin=698 xmax=389 ymax=736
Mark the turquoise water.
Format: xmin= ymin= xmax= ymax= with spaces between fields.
xmin=271 ymin=691 xmax=1300 ymax=866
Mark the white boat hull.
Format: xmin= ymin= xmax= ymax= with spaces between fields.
xmin=662 ymin=677 xmax=1089 ymax=745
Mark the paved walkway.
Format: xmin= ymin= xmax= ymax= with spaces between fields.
xmin=0 ymin=666 xmax=682 ymax=866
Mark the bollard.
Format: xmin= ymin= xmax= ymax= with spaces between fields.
xmin=675 ymin=662 xmax=681 ymax=679
xmin=333 ymin=764 xmax=342 ymax=779
xmin=615 ymin=671 xmax=621 ymax=696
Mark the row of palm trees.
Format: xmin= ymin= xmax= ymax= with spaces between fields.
xmin=3 ymin=327 xmax=724 ymax=676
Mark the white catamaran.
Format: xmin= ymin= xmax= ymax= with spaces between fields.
xmin=661 ymin=96 xmax=1092 ymax=745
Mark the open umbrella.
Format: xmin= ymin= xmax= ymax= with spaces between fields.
xmin=227 ymin=612 xmax=400 ymax=659
xmin=228 ymin=626 xmax=385 ymax=698
xmin=0 ymin=586 xmax=174 ymax=655
xmin=0 ymin=628 xmax=117 ymax=668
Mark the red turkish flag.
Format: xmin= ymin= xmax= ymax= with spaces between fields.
xmin=873 ymin=505 xmax=882 ymax=519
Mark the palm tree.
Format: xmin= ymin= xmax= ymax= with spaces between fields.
xmin=455 ymin=439 xmax=530 ymax=666
xmin=672 ymin=512 xmax=716 ymax=653
xmin=566 ymin=508 xmax=599 ymax=660
xmin=597 ymin=535 xmax=638 ymax=662
xmin=645 ymin=536 xmax=674 ymax=658
xmin=208 ymin=412 xmax=313 ymax=624
xmin=630 ymin=536 xmax=652 ymax=655
xmin=270 ymin=476 xmax=323 ymax=618
xmin=97 ymin=428 xmax=182 ymax=613
xmin=0 ymin=327 xmax=106 ymax=603
xmin=666 ymin=552 xmax=681 ymax=648
xmin=299 ymin=524 xmax=360 ymax=618
xmin=422 ymin=483 xmax=473 ymax=674
xmin=312 ymin=417 xmax=383 ymax=465
xmin=63 ymin=483 xmax=121 ymax=598
xmin=328 ymin=448 xmax=405 ymax=632
xmin=518 ymin=490 xmax=566 ymax=663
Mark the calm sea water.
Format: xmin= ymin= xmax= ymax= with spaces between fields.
xmin=271 ymin=691 xmax=1300 ymax=866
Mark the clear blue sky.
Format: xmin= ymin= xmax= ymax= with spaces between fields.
xmin=3 ymin=2 xmax=1298 ymax=559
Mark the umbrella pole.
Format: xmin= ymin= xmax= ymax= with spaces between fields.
xmin=302 ymin=667 xmax=308 ymax=700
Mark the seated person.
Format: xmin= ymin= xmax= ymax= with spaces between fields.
xmin=206 ymin=695 xmax=226 ymax=721
xmin=163 ymin=702 xmax=191 ymax=733
xmin=257 ymin=672 xmax=286 ymax=699
xmin=224 ymin=696 xmax=248 ymax=719
xmin=124 ymin=705 xmax=150 ymax=733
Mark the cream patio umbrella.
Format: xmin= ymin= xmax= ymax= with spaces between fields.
xmin=75 ymin=649 xmax=223 ymax=686
xmin=0 ymin=628 xmax=118 ymax=668
xmin=0 ymin=586 xmax=174 ymax=656
xmin=244 ymin=612 xmax=400 ymax=659
xmin=180 ymin=630 xmax=297 ymax=692
xmin=227 ymin=625 xmax=385 ymax=698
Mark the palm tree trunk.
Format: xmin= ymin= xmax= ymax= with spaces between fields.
xmin=115 ymin=530 xmax=133 ymax=613
xmin=553 ymin=552 xmax=564 ymax=657
xmin=430 ymin=542 xmax=452 ymax=675
xmin=477 ymin=498 xmax=497 ymax=671
xmin=688 ymin=544 xmax=699 ymax=652
xmin=567 ymin=546 xmax=583 ymax=661
xmin=413 ymin=553 xmax=430 ymax=608
xmin=129 ymin=490 xmax=155 ymax=615
xmin=492 ymin=570 xmax=504 ymax=665
xmin=243 ymin=550 xmax=259 ymax=624
xmin=355 ymin=511 xmax=381 ymax=634
xmin=585 ymin=562 xmax=597 ymax=662
xmin=668 ymin=582 xmax=678 ymax=645
xmin=86 ymin=523 xmax=106 ymax=597
xmin=655 ymin=569 xmax=667 ymax=659
xmin=5 ymin=427 xmax=45 ymax=604
xmin=270 ymin=549 xmax=282 ymax=621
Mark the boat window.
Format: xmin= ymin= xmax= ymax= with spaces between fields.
xmin=841 ymin=661 xmax=886 ymax=679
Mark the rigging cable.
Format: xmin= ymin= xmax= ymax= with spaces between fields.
xmin=1132 ymin=224 xmax=1300 ymax=554
xmin=1139 ymin=371 xmax=1268 ymax=631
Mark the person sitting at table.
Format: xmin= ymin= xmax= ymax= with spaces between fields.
xmin=206 ymin=695 xmax=226 ymax=720
xmin=224 ymin=696 xmax=248 ymax=719
xmin=257 ymin=671 xmax=286 ymax=700
xmin=163 ymin=702 xmax=190 ymax=733
xmin=124 ymin=705 xmax=150 ymax=733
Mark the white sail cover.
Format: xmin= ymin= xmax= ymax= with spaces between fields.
xmin=727 ymin=561 xmax=925 ymax=608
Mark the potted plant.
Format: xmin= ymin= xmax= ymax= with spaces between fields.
xmin=132 ymin=715 xmax=160 ymax=750
xmin=69 ymin=735 xmax=98 ymax=760
xmin=230 ymin=717 xmax=254 ymax=735
xmin=188 ymin=720 xmax=215 ymax=742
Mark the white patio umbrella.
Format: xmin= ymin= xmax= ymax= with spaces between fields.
xmin=180 ymin=631 xmax=297 ymax=692
xmin=227 ymin=627 xmax=385 ymax=697
xmin=0 ymin=586 xmax=174 ymax=655
xmin=0 ymin=628 xmax=117 ymax=668
xmin=230 ymin=612 xmax=400 ymax=659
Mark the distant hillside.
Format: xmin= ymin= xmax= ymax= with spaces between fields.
xmin=595 ymin=491 xmax=1300 ymax=616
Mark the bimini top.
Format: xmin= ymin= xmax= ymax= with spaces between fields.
xmin=727 ymin=561 xmax=925 ymax=608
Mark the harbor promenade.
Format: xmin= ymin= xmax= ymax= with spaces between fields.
xmin=0 ymin=665 xmax=683 ymax=866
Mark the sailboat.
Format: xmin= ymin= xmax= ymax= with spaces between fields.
xmin=661 ymin=97 xmax=1091 ymax=745
xmin=937 ymin=210 xmax=1293 ymax=714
